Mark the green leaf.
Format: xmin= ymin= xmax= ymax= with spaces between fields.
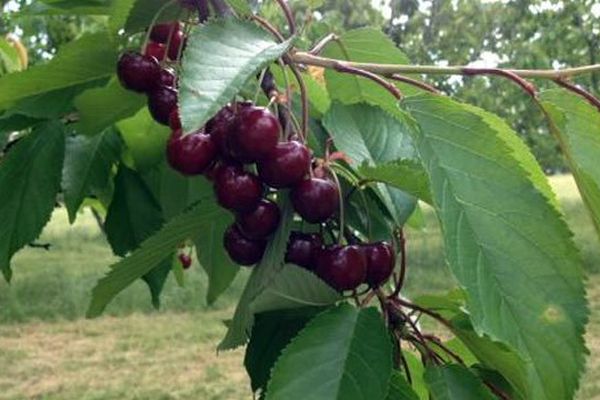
xmin=321 ymin=28 xmax=414 ymax=114
xmin=0 ymin=33 xmax=118 ymax=110
xmin=180 ymin=19 xmax=293 ymax=133
xmin=17 ymin=0 xmax=110 ymax=15
xmin=87 ymin=198 xmax=218 ymax=317
xmin=62 ymin=128 xmax=122 ymax=223
xmin=540 ymin=89 xmax=600 ymax=238
xmin=386 ymin=371 xmax=419 ymax=400
xmin=226 ymin=0 xmax=253 ymax=16
xmin=404 ymin=93 xmax=588 ymax=400
xmin=116 ymin=107 xmax=170 ymax=171
xmin=266 ymin=304 xmax=392 ymax=400
xmin=424 ymin=365 xmax=495 ymax=400
xmin=0 ymin=122 xmax=66 ymax=280
xmin=245 ymin=308 xmax=321 ymax=393
xmin=0 ymin=37 xmax=22 ymax=73
xmin=323 ymin=102 xmax=418 ymax=225
xmin=109 ymin=0 xmax=138 ymax=37
xmin=75 ymin=78 xmax=145 ymax=136
xmin=123 ymin=0 xmax=182 ymax=34
xmin=219 ymin=195 xmax=295 ymax=350
xmin=250 ymin=264 xmax=342 ymax=314
xmin=359 ymin=160 xmax=432 ymax=205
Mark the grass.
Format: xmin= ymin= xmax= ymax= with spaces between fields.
xmin=0 ymin=174 xmax=599 ymax=399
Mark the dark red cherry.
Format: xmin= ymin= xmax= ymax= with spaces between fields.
xmin=150 ymin=22 xmax=182 ymax=44
xmin=166 ymin=129 xmax=217 ymax=175
xmin=285 ymin=231 xmax=323 ymax=270
xmin=316 ymin=245 xmax=367 ymax=291
xmin=148 ymin=86 xmax=178 ymax=125
xmin=145 ymin=42 xmax=166 ymax=61
xmin=229 ymin=106 xmax=280 ymax=163
xmin=167 ymin=30 xmax=184 ymax=60
xmin=363 ymin=241 xmax=396 ymax=287
xmin=169 ymin=109 xmax=181 ymax=130
xmin=158 ymin=68 xmax=176 ymax=88
xmin=236 ymin=199 xmax=281 ymax=239
xmin=116 ymin=51 xmax=161 ymax=93
xmin=206 ymin=106 xmax=236 ymax=157
xmin=257 ymin=141 xmax=311 ymax=188
xmin=291 ymin=178 xmax=339 ymax=223
xmin=224 ymin=224 xmax=266 ymax=266
xmin=179 ymin=253 xmax=192 ymax=270
xmin=214 ymin=164 xmax=263 ymax=212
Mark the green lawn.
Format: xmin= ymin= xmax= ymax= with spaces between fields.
xmin=0 ymin=175 xmax=599 ymax=399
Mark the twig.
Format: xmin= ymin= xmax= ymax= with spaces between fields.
xmin=28 ymin=242 xmax=51 ymax=251
xmin=334 ymin=64 xmax=403 ymax=100
xmin=390 ymin=74 xmax=441 ymax=94
xmin=553 ymin=78 xmax=600 ymax=112
xmin=423 ymin=334 xmax=464 ymax=365
xmin=392 ymin=297 xmax=455 ymax=331
xmin=392 ymin=229 xmax=407 ymax=297
xmin=309 ymin=33 xmax=339 ymax=55
xmin=274 ymin=0 xmax=296 ymax=36
xmin=287 ymin=64 xmax=309 ymax=142
xmin=252 ymin=15 xmax=286 ymax=42
xmin=463 ymin=67 xmax=537 ymax=97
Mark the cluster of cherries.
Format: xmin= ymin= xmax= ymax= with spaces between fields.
xmin=117 ymin=22 xmax=185 ymax=127
xmin=115 ymin=22 xmax=396 ymax=292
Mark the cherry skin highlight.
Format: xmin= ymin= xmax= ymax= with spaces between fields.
xmin=228 ymin=106 xmax=280 ymax=163
xmin=224 ymin=224 xmax=266 ymax=266
xmin=291 ymin=178 xmax=339 ymax=223
xmin=257 ymin=141 xmax=311 ymax=188
xmin=285 ymin=231 xmax=323 ymax=270
xmin=316 ymin=245 xmax=367 ymax=292
xmin=117 ymin=52 xmax=161 ymax=93
xmin=148 ymin=86 xmax=178 ymax=125
xmin=166 ymin=129 xmax=217 ymax=176
xmin=236 ymin=199 xmax=281 ymax=239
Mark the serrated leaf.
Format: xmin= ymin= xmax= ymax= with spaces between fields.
xmin=124 ymin=0 xmax=182 ymax=34
xmin=87 ymin=198 xmax=217 ymax=317
xmin=62 ymin=128 xmax=122 ymax=223
xmin=0 ymin=121 xmax=65 ymax=280
xmin=109 ymin=0 xmax=138 ymax=37
xmin=0 ymin=33 xmax=118 ymax=110
xmin=250 ymin=264 xmax=342 ymax=314
xmin=404 ymin=93 xmax=588 ymax=400
xmin=219 ymin=195 xmax=294 ymax=350
xmin=540 ymin=89 xmax=600 ymax=238
xmin=75 ymin=77 xmax=145 ymax=136
xmin=387 ymin=371 xmax=419 ymax=400
xmin=17 ymin=0 xmax=110 ymax=15
xmin=266 ymin=304 xmax=392 ymax=400
xmin=180 ymin=19 xmax=293 ymax=133
xmin=359 ymin=160 xmax=432 ymax=204
xmin=245 ymin=308 xmax=320 ymax=393
xmin=424 ymin=365 xmax=495 ymax=400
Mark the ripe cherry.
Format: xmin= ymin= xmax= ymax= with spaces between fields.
xmin=285 ymin=231 xmax=323 ymax=270
xmin=169 ymin=109 xmax=181 ymax=130
xmin=145 ymin=42 xmax=166 ymax=61
xmin=150 ymin=22 xmax=182 ymax=44
xmin=117 ymin=51 xmax=161 ymax=93
xmin=167 ymin=30 xmax=185 ymax=60
xmin=179 ymin=253 xmax=192 ymax=270
xmin=158 ymin=68 xmax=176 ymax=88
xmin=224 ymin=224 xmax=266 ymax=266
xmin=166 ymin=129 xmax=217 ymax=176
xmin=206 ymin=106 xmax=236 ymax=158
xmin=214 ymin=164 xmax=263 ymax=212
xmin=257 ymin=141 xmax=311 ymax=188
xmin=316 ymin=245 xmax=367 ymax=291
xmin=148 ymin=86 xmax=178 ymax=125
xmin=229 ymin=106 xmax=280 ymax=163
xmin=363 ymin=242 xmax=395 ymax=287
xmin=236 ymin=199 xmax=281 ymax=239
xmin=291 ymin=178 xmax=339 ymax=223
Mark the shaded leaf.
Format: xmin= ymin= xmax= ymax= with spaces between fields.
xmin=387 ymin=371 xmax=419 ymax=400
xmin=424 ymin=365 xmax=495 ymax=400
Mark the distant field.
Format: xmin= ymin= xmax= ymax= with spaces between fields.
xmin=0 ymin=174 xmax=599 ymax=399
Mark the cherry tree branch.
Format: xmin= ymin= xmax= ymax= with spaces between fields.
xmin=274 ymin=0 xmax=296 ymax=36
xmin=553 ymin=78 xmax=600 ymax=112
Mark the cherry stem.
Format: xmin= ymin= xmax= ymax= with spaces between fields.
xmin=462 ymin=67 xmax=537 ymax=98
xmin=288 ymin=64 xmax=310 ymax=142
xmin=141 ymin=0 xmax=177 ymax=54
xmin=553 ymin=78 xmax=600 ymax=112
xmin=253 ymin=15 xmax=286 ymax=42
xmin=395 ymin=334 xmax=413 ymax=384
xmin=389 ymin=74 xmax=441 ymax=94
xmin=329 ymin=169 xmax=346 ymax=245
xmin=392 ymin=228 xmax=407 ymax=297
xmin=274 ymin=0 xmax=296 ymax=36
xmin=309 ymin=33 xmax=339 ymax=55
xmin=422 ymin=334 xmax=465 ymax=365
xmin=391 ymin=297 xmax=455 ymax=332
xmin=334 ymin=63 xmax=403 ymax=100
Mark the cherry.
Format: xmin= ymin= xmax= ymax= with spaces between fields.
xmin=178 ymin=253 xmax=192 ymax=270
xmin=236 ymin=199 xmax=281 ymax=239
xmin=116 ymin=51 xmax=161 ymax=93
xmin=285 ymin=231 xmax=323 ymax=270
xmin=291 ymin=178 xmax=339 ymax=223
xmin=316 ymin=245 xmax=367 ymax=291
xmin=150 ymin=22 xmax=182 ymax=44
xmin=363 ymin=242 xmax=395 ymax=287
xmin=166 ymin=129 xmax=217 ymax=175
xmin=145 ymin=42 xmax=166 ymax=61
xmin=158 ymin=68 xmax=176 ymax=88
xmin=214 ymin=164 xmax=263 ymax=212
xmin=228 ymin=106 xmax=280 ymax=163
xmin=148 ymin=86 xmax=178 ymax=125
xmin=169 ymin=109 xmax=181 ymax=130
xmin=167 ymin=30 xmax=185 ymax=60
xmin=206 ymin=105 xmax=236 ymax=157
xmin=224 ymin=224 xmax=266 ymax=266
xmin=257 ymin=141 xmax=311 ymax=188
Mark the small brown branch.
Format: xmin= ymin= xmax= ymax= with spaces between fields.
xmin=274 ymin=0 xmax=296 ymax=36
xmin=391 ymin=297 xmax=455 ymax=331
xmin=334 ymin=64 xmax=403 ymax=100
xmin=553 ymin=78 xmax=600 ymax=112
xmin=252 ymin=15 xmax=286 ymax=42
xmin=390 ymin=74 xmax=441 ymax=94
xmin=288 ymin=64 xmax=309 ymax=142
xmin=28 ymin=242 xmax=52 ymax=251
xmin=392 ymin=229 xmax=407 ymax=297
xmin=310 ymin=33 xmax=339 ymax=55
xmin=423 ymin=334 xmax=464 ymax=365
xmin=463 ymin=67 xmax=537 ymax=97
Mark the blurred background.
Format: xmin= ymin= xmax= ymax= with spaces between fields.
xmin=1 ymin=1 xmax=600 ymax=399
